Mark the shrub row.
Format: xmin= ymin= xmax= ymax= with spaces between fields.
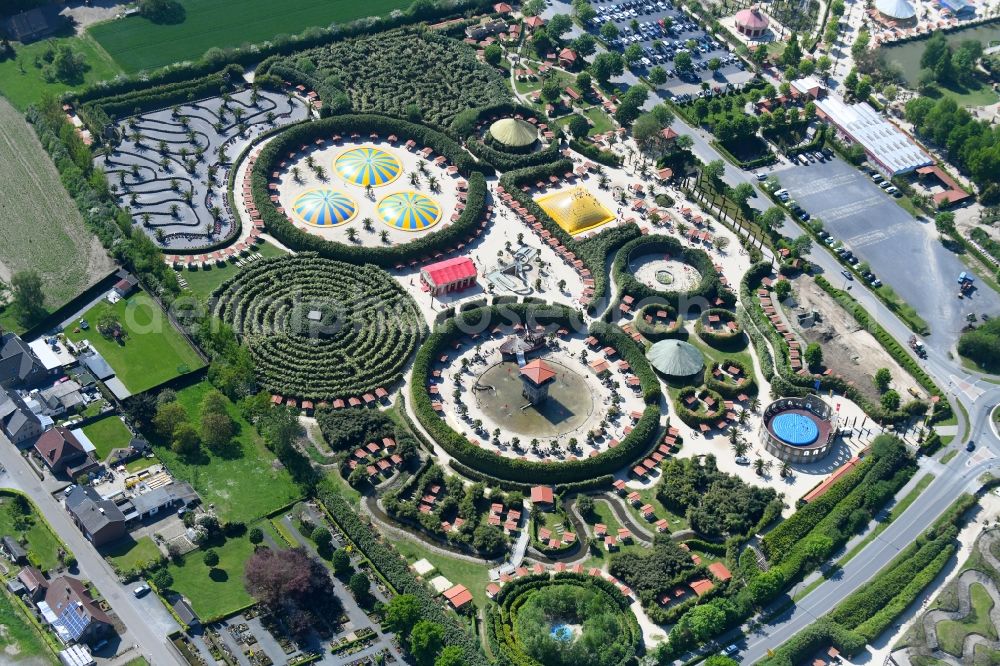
xmin=449 ymin=460 xmax=614 ymax=494
xmin=317 ymin=491 xmax=488 ymax=666
xmin=756 ymin=619 xmax=867 ymax=666
xmin=251 ymin=114 xmax=490 ymax=267
xmin=569 ymin=138 xmax=621 ymax=167
xmin=410 ymin=304 xmax=661 ymax=483
xmin=711 ymin=138 xmax=776 ymax=170
xmin=466 ymin=137 xmax=563 ymax=172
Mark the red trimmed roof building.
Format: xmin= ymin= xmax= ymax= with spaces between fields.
xmin=420 ymin=257 xmax=477 ymax=297
xmin=520 ymin=358 xmax=556 ymax=404
xmin=530 ymin=485 xmax=554 ymax=509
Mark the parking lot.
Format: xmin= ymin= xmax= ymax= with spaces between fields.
xmin=770 ymin=157 xmax=1000 ymax=347
xmin=588 ymin=0 xmax=754 ymax=97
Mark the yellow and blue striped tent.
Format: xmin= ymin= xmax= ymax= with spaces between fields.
xmin=292 ymin=189 xmax=357 ymax=227
xmin=334 ymin=147 xmax=402 ymax=187
xmin=377 ymin=191 xmax=442 ymax=232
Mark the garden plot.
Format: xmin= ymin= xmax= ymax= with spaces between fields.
xmin=785 ymin=276 xmax=922 ymax=403
xmin=95 ymin=88 xmax=308 ymax=250
xmin=0 ymin=98 xmax=114 ymax=311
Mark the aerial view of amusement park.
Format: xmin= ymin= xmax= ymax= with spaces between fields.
xmin=2 ymin=0 xmax=1000 ymax=663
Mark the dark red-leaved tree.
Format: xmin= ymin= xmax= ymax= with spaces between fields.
xmin=244 ymin=547 xmax=340 ymax=638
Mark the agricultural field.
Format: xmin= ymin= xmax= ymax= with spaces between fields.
xmin=152 ymin=380 xmax=302 ymax=524
xmin=64 ymin=292 xmax=206 ymax=394
xmin=0 ymin=34 xmax=122 ymax=111
xmin=88 ymin=0 xmax=413 ymax=74
xmin=0 ymin=98 xmax=115 ymax=327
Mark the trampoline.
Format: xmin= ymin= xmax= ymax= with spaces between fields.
xmin=291 ymin=189 xmax=357 ymax=227
xmin=771 ymin=412 xmax=819 ymax=446
xmin=377 ymin=191 xmax=442 ymax=231
xmin=334 ymin=147 xmax=402 ymax=187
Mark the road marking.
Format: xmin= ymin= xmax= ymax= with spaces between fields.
xmin=950 ymin=374 xmax=986 ymax=401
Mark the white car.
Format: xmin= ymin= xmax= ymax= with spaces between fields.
xmin=735 ymin=456 xmax=750 ymax=465
xmin=133 ymin=584 xmax=151 ymax=598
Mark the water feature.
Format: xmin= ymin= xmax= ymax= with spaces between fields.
xmin=881 ymin=23 xmax=1000 ymax=84
xmin=550 ymin=623 xmax=574 ymax=642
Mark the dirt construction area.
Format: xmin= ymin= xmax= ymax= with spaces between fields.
xmin=785 ymin=275 xmax=922 ymax=404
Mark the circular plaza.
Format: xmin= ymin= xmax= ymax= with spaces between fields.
xmin=630 ymin=256 xmax=703 ymax=292
xmin=427 ymin=327 xmax=646 ymax=463
xmin=273 ymin=137 xmax=465 ymax=247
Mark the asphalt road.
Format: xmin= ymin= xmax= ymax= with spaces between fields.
xmin=0 ymin=437 xmax=184 ymax=666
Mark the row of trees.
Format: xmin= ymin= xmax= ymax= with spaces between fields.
xmin=383 ymin=594 xmax=466 ymax=666
xmin=152 ymin=388 xmax=236 ymax=457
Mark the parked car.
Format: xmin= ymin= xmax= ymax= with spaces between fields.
xmin=735 ymin=456 xmax=750 ymax=465
xmin=133 ymin=584 xmax=151 ymax=598
xmin=841 ymin=270 xmax=854 ymax=281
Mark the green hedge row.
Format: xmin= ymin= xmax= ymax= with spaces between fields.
xmin=449 ymin=459 xmax=614 ymax=494
xmin=569 ymin=138 xmax=621 ymax=167
xmin=410 ymin=304 xmax=662 ymax=483
xmin=250 ymin=114 xmax=490 ymax=267
xmin=711 ymin=138 xmax=776 ymax=170
xmin=467 ymin=137 xmax=563 ymax=172
xmin=450 ymin=102 xmax=542 ymax=136
xmin=756 ymin=619 xmax=867 ymax=666
xmin=612 ymin=235 xmax=735 ymax=314
xmin=317 ymin=491 xmax=488 ymax=666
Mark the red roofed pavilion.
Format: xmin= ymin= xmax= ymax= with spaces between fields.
xmin=520 ymin=358 xmax=556 ymax=404
xmin=419 ymin=256 xmax=477 ymax=297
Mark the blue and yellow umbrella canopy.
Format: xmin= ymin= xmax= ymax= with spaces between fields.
xmin=292 ymin=189 xmax=357 ymax=227
xmin=334 ymin=147 xmax=402 ymax=187
xmin=377 ymin=191 xmax=442 ymax=232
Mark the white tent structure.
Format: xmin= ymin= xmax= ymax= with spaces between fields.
xmin=875 ymin=0 xmax=916 ymax=20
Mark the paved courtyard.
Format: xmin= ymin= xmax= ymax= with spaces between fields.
xmin=97 ymin=88 xmax=309 ymax=250
xmin=771 ymin=157 xmax=1000 ymax=350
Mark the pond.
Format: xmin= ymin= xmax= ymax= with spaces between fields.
xmin=880 ymin=23 xmax=1000 ymax=84
xmin=550 ymin=623 xmax=574 ymax=642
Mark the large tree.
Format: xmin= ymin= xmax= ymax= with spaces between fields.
xmin=409 ymin=620 xmax=445 ymax=666
xmin=590 ymin=51 xmax=624 ymax=83
xmin=244 ymin=547 xmax=340 ymax=638
xmin=11 ymin=271 xmax=45 ymax=326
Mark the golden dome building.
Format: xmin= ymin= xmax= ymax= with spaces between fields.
xmin=535 ymin=186 xmax=615 ymax=236
xmin=489 ymin=118 xmax=539 ymax=149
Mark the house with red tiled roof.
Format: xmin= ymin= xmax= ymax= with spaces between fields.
xmin=530 ymin=485 xmax=554 ymax=510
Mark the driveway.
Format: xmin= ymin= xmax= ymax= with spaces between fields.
xmin=770 ymin=157 xmax=1000 ymax=351
xmin=0 ymin=434 xmax=183 ymax=665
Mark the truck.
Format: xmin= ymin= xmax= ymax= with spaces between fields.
xmin=909 ymin=335 xmax=927 ymax=359
xmin=958 ymin=272 xmax=974 ymax=298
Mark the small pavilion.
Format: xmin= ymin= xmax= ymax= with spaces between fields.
xmin=520 ymin=358 xmax=556 ymax=404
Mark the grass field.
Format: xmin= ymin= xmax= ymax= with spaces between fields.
xmin=64 ymin=292 xmax=205 ymax=394
xmin=0 ymin=492 xmax=66 ymax=572
xmin=0 ymin=589 xmax=55 ymax=664
xmin=0 ymin=33 xmax=122 ymax=111
xmin=179 ymin=241 xmax=286 ymax=301
xmin=89 ymin=0 xmax=413 ymax=73
xmin=82 ymin=415 xmax=134 ymax=460
xmin=393 ymin=539 xmax=492 ymax=610
xmin=166 ymin=531 xmax=256 ymax=620
xmin=152 ymin=380 xmax=302 ymax=524
xmin=0 ymin=98 xmax=115 ymax=329
xmin=103 ymin=535 xmax=162 ymax=572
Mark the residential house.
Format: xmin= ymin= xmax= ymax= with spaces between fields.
xmin=465 ymin=18 xmax=507 ymax=40
xmin=127 ymin=482 xmax=198 ymax=521
xmin=17 ymin=566 xmax=49 ymax=602
xmin=112 ymin=272 xmax=139 ymax=299
xmin=530 ymin=485 xmax=554 ymax=511
xmin=36 ymin=380 xmax=85 ymax=417
xmin=35 ymin=427 xmax=97 ymax=477
xmin=0 ymin=5 xmax=64 ymax=43
xmin=0 ymin=331 xmax=49 ymax=389
xmin=39 ymin=576 xmax=113 ymax=645
xmin=64 ymin=486 xmax=126 ymax=547
xmin=172 ymin=597 xmax=200 ymax=628
xmin=0 ymin=387 xmax=44 ymax=445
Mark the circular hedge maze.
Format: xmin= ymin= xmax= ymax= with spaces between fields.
xmin=212 ymin=253 xmax=425 ymax=400
xmin=489 ymin=575 xmax=641 ymax=666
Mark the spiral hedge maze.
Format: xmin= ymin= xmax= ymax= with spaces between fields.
xmin=410 ymin=305 xmax=662 ymax=484
xmin=251 ymin=114 xmax=489 ymax=267
xmin=212 ymin=253 xmax=425 ymax=400
xmin=612 ymin=235 xmax=735 ymax=316
xmin=487 ymin=574 xmax=642 ymax=666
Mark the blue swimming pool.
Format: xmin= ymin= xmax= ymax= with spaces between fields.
xmin=550 ymin=624 xmax=573 ymax=642
xmin=771 ymin=412 xmax=819 ymax=446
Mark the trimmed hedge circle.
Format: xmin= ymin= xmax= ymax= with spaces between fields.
xmin=694 ymin=308 xmax=742 ymax=345
xmin=212 ymin=253 xmax=425 ymax=400
xmin=633 ymin=302 xmax=683 ymax=341
xmin=251 ymin=114 xmax=490 ymax=267
xmin=705 ymin=358 xmax=756 ymax=398
xmin=488 ymin=574 xmax=641 ymax=666
xmin=613 ymin=235 xmax=734 ymax=316
xmin=674 ymin=386 xmax=726 ymax=427
xmin=410 ymin=304 xmax=662 ymax=484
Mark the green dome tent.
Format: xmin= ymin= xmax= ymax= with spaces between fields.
xmin=489 ymin=118 xmax=538 ymax=148
xmin=646 ymin=339 xmax=704 ymax=377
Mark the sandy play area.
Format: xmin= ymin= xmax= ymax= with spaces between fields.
xmin=629 ymin=256 xmax=703 ymax=292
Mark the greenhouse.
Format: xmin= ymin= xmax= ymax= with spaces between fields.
xmin=489 ymin=118 xmax=538 ymax=148
xmin=291 ymin=189 xmax=358 ymax=227
xmin=377 ymin=191 xmax=442 ymax=231
xmin=535 ymin=187 xmax=615 ymax=236
xmin=335 ymin=147 xmax=402 ymax=187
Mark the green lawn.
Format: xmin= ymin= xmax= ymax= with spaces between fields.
xmin=179 ymin=241 xmax=286 ymax=301
xmin=0 ymin=492 xmax=66 ymax=571
xmin=0 ymin=33 xmax=122 ymax=111
xmin=103 ymin=535 xmax=162 ymax=572
xmin=82 ymin=415 xmax=134 ymax=460
xmin=165 ymin=532 xmax=256 ymax=621
xmin=89 ymin=0 xmax=413 ymax=73
xmin=553 ymin=105 xmax=615 ymax=137
xmin=64 ymin=291 xmax=205 ymax=394
xmin=0 ymin=589 xmax=55 ymax=664
xmin=937 ymin=583 xmax=997 ymax=656
xmin=393 ymin=540 xmax=492 ymax=610
xmin=125 ymin=455 xmax=161 ymax=473
xmin=152 ymin=381 xmax=302 ymax=524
